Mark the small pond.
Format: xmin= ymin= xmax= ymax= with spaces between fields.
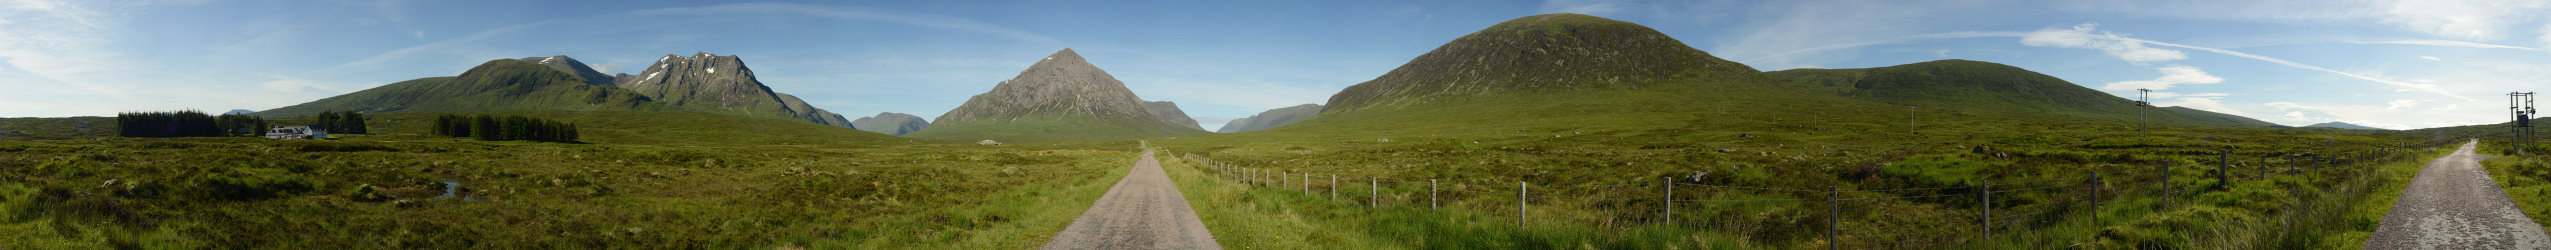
xmin=433 ymin=180 xmax=475 ymax=201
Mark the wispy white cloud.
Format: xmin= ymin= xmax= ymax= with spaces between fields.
xmin=2133 ymin=37 xmax=2476 ymax=101
xmin=1713 ymin=0 xmax=2005 ymax=69
xmin=627 ymin=3 xmax=1055 ymax=43
xmin=311 ymin=19 xmax=557 ymax=75
xmin=2422 ymin=55 xmax=2443 ymax=61
xmin=2263 ymin=100 xmax=2496 ymax=129
xmin=2348 ymin=39 xmax=2544 ymax=51
xmin=2540 ymin=23 xmax=2551 ymax=49
xmin=2057 ymin=0 xmax=2547 ymax=45
xmin=0 ymin=0 xmax=361 ymax=116
xmin=2159 ymin=97 xmax=2244 ymax=116
xmin=254 ymin=74 xmax=350 ymax=93
xmin=2386 ymin=99 xmax=2418 ymax=109
xmin=2103 ymin=65 xmax=2222 ymax=90
xmin=2021 ymin=24 xmax=2187 ymax=63
xmin=1747 ymin=23 xmax=2478 ymax=102
xmin=1735 ymin=31 xmax=2027 ymax=65
xmin=0 ymin=0 xmax=120 ymax=91
xmin=2373 ymin=0 xmax=2548 ymax=42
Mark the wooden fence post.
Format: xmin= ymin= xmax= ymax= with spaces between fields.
xmin=1828 ymin=186 xmax=1840 ymax=250
xmin=1331 ymin=175 xmax=1338 ymax=201
xmin=2216 ymin=151 xmax=2229 ymax=192
xmin=1981 ymin=179 xmax=1993 ymax=244
xmin=1371 ymin=178 xmax=1379 ymax=208
xmin=2092 ymin=171 xmax=2101 ymax=225
xmin=2163 ymin=161 xmax=2173 ymax=209
xmin=1520 ymin=181 xmax=1529 ymax=227
xmin=1664 ymin=176 xmax=1674 ymax=225
xmin=1430 ymin=179 xmax=1438 ymax=211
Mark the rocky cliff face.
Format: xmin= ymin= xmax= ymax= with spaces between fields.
xmin=1144 ymin=101 xmax=1202 ymax=130
xmin=617 ymin=52 xmax=852 ymax=127
xmin=851 ymin=112 xmax=931 ymax=136
xmin=518 ymin=55 xmax=617 ymax=85
xmin=1323 ymin=13 xmax=1760 ymax=113
xmin=1217 ymin=104 xmax=1322 ymax=133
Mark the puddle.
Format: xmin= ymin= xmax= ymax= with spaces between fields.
xmin=433 ymin=180 xmax=476 ymax=201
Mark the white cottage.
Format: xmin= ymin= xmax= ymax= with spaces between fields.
xmin=265 ymin=125 xmax=327 ymax=140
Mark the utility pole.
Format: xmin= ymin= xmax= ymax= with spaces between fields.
xmin=2138 ymin=89 xmax=2153 ymax=135
xmin=2515 ymin=92 xmax=2536 ymax=155
xmin=1908 ymin=106 xmax=1917 ymax=136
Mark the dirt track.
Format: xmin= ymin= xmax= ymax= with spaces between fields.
xmin=1041 ymin=149 xmax=1220 ymax=250
xmin=2365 ymin=140 xmax=2550 ymax=249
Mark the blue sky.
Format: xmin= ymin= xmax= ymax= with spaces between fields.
xmin=3 ymin=0 xmax=2549 ymax=130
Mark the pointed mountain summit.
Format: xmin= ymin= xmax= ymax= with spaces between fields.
xmin=1145 ymin=101 xmax=1203 ymax=130
xmin=1324 ymin=13 xmax=1760 ymax=113
xmin=618 ymin=52 xmax=853 ymax=127
xmin=518 ymin=55 xmax=616 ymax=85
xmin=907 ymin=49 xmax=1209 ymax=141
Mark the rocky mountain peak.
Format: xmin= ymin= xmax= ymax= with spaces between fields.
xmin=933 ymin=48 xmax=1160 ymax=125
xmin=612 ymin=52 xmax=852 ymax=127
xmin=910 ymin=48 xmax=1212 ymax=140
xmin=619 ymin=52 xmax=771 ymax=106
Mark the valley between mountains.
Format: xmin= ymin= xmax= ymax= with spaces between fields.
xmin=3 ymin=12 xmax=2541 ymax=249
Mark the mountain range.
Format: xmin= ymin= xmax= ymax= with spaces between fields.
xmin=1764 ymin=59 xmax=2275 ymax=127
xmin=260 ymin=54 xmax=853 ymax=129
xmin=2306 ymin=122 xmax=2386 ymax=130
xmin=1218 ymin=104 xmax=1321 ymax=133
xmin=251 ymin=13 xmax=2284 ymax=144
xmin=257 ymin=58 xmax=676 ymax=117
xmin=1261 ymin=13 xmax=2274 ymax=137
xmin=852 ymin=112 xmax=931 ymax=136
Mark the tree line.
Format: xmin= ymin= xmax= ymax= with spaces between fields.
xmin=315 ymin=110 xmax=370 ymax=134
xmin=431 ymin=114 xmax=579 ymax=142
xmin=118 ymin=110 xmax=368 ymax=138
xmin=117 ymin=110 xmax=222 ymax=137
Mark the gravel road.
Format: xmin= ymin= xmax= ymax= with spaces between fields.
xmin=1041 ymin=149 xmax=1220 ymax=250
xmin=2365 ymin=140 xmax=2550 ymax=249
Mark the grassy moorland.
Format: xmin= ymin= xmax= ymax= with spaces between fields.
xmin=1150 ymin=75 xmax=2443 ymax=248
xmin=0 ymin=110 xmax=1140 ymax=248
xmin=2478 ymin=143 xmax=2551 ymax=231
xmin=0 ymin=116 xmax=116 ymax=141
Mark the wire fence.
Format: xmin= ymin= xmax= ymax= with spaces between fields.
xmin=1164 ymin=139 xmax=2456 ymax=249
